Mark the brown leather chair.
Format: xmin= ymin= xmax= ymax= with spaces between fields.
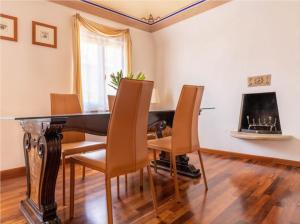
xmin=108 ymin=92 xmax=156 ymax=195
xmin=50 ymin=93 xmax=106 ymax=206
xmin=107 ymin=94 xmax=129 ymax=196
xmin=148 ymin=85 xmax=208 ymax=202
xmin=107 ymin=95 xmax=115 ymax=112
xmin=69 ymin=79 xmax=158 ymax=224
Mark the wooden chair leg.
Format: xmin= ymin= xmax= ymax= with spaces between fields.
xmin=69 ymin=161 xmax=75 ymax=219
xmin=117 ymin=176 xmax=120 ymax=198
xmin=198 ymin=150 xmax=208 ymax=190
xmin=172 ymin=155 xmax=180 ymax=203
xmin=140 ymin=168 xmax=144 ymax=191
xmin=82 ymin=166 xmax=86 ymax=180
xmin=105 ymin=176 xmax=113 ymax=224
xmin=153 ymin=150 xmax=158 ymax=173
xmin=62 ymin=155 xmax=66 ymax=206
xmin=169 ymin=153 xmax=173 ymax=176
xmin=125 ymin=174 xmax=128 ymax=193
xmin=147 ymin=165 xmax=158 ymax=217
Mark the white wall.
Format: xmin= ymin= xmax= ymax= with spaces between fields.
xmin=0 ymin=0 xmax=155 ymax=170
xmin=1 ymin=0 xmax=300 ymax=171
xmin=153 ymin=0 xmax=300 ymax=162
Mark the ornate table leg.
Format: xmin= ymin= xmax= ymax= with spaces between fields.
xmin=149 ymin=121 xmax=201 ymax=178
xmin=20 ymin=119 xmax=63 ymax=223
xmin=153 ymin=152 xmax=200 ymax=178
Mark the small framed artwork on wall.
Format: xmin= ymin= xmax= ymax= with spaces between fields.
xmin=32 ymin=21 xmax=57 ymax=48
xmin=0 ymin=14 xmax=18 ymax=41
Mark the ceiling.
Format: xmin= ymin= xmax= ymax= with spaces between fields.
xmin=88 ymin=0 xmax=200 ymax=23
xmin=53 ymin=0 xmax=230 ymax=32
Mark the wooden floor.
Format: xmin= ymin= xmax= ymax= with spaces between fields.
xmin=1 ymin=153 xmax=300 ymax=224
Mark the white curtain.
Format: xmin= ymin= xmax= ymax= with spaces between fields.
xmin=80 ymin=26 xmax=124 ymax=112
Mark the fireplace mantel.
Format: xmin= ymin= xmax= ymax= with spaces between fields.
xmin=231 ymin=131 xmax=292 ymax=141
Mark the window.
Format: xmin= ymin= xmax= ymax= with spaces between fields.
xmin=80 ymin=26 xmax=124 ymax=112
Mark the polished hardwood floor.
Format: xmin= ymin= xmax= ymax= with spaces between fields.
xmin=1 ymin=152 xmax=300 ymax=224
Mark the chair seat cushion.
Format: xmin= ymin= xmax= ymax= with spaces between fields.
xmin=71 ymin=150 xmax=106 ymax=172
xmin=62 ymin=141 xmax=106 ymax=156
xmin=147 ymin=136 xmax=172 ymax=152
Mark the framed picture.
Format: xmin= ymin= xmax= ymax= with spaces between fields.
xmin=0 ymin=14 xmax=18 ymax=41
xmin=32 ymin=21 xmax=57 ymax=48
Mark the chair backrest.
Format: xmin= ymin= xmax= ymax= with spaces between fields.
xmin=172 ymin=85 xmax=204 ymax=154
xmin=50 ymin=93 xmax=85 ymax=143
xmin=106 ymin=79 xmax=153 ymax=177
xmin=107 ymin=95 xmax=115 ymax=112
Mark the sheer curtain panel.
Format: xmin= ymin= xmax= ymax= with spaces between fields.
xmin=80 ymin=27 xmax=124 ymax=111
xmin=72 ymin=14 xmax=132 ymax=111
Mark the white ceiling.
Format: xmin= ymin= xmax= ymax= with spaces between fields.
xmin=89 ymin=0 xmax=200 ymax=20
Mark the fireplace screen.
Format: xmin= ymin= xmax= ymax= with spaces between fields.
xmin=239 ymin=92 xmax=282 ymax=134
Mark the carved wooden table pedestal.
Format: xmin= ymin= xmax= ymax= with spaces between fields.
xmin=149 ymin=120 xmax=200 ymax=178
xmin=20 ymin=119 xmax=64 ymax=223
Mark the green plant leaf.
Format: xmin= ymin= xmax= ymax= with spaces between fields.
xmin=108 ymin=84 xmax=118 ymax=90
xmin=136 ymin=72 xmax=145 ymax=80
xmin=108 ymin=69 xmax=146 ymax=89
xmin=127 ymin=72 xmax=134 ymax=79
xmin=110 ymin=74 xmax=117 ymax=83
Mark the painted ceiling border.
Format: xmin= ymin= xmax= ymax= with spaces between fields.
xmin=152 ymin=0 xmax=207 ymax=25
xmin=51 ymin=0 xmax=231 ymax=32
xmin=81 ymin=0 xmax=208 ymax=25
xmin=80 ymin=0 xmax=150 ymax=25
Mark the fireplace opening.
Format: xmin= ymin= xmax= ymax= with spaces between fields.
xmin=239 ymin=92 xmax=282 ymax=134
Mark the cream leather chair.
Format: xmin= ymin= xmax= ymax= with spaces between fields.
xmin=50 ymin=93 xmax=106 ymax=206
xmin=148 ymin=85 xmax=208 ymax=202
xmin=69 ymin=79 xmax=158 ymax=224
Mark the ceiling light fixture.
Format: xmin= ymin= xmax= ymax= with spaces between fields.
xmin=141 ymin=14 xmax=161 ymax=25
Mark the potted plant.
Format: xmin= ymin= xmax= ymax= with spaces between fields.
xmin=107 ymin=70 xmax=146 ymax=111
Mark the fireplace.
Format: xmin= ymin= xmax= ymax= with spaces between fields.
xmin=238 ymin=92 xmax=282 ymax=134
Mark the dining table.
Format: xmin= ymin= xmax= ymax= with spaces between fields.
xmin=15 ymin=109 xmax=205 ymax=223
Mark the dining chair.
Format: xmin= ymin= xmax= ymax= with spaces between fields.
xmin=148 ymin=85 xmax=208 ymax=202
xmin=108 ymin=94 xmax=129 ymax=196
xmin=50 ymin=93 xmax=106 ymax=206
xmin=69 ymin=79 xmax=158 ymax=224
xmin=107 ymin=95 xmax=115 ymax=112
xmin=108 ymin=92 xmax=156 ymax=195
